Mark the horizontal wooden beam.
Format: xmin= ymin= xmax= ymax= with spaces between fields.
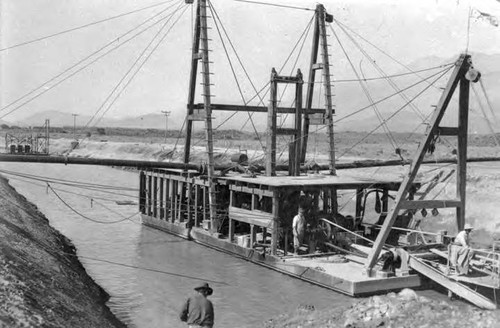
xmin=438 ymin=127 xmax=459 ymax=136
xmin=191 ymin=103 xmax=324 ymax=114
xmin=276 ymin=128 xmax=299 ymax=135
xmin=399 ymin=199 xmax=462 ymax=210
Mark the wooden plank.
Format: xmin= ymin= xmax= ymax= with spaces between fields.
xmin=191 ymin=103 xmax=324 ymax=114
xmin=438 ymin=127 xmax=459 ymax=136
xmin=228 ymin=206 xmax=273 ymax=228
xmin=408 ymin=253 xmax=496 ymax=309
xmin=399 ymin=199 xmax=462 ymax=210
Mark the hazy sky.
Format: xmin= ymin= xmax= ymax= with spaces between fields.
xmin=1 ymin=0 xmax=499 ymax=125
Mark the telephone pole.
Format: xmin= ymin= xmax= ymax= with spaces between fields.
xmin=72 ymin=114 xmax=78 ymax=140
xmin=161 ymin=110 xmax=171 ymax=143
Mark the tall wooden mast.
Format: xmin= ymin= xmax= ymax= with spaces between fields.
xmin=364 ymin=54 xmax=476 ymax=275
xmin=184 ymin=0 xmax=218 ymax=231
xmin=301 ymin=4 xmax=336 ymax=175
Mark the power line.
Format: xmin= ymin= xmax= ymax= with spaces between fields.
xmin=233 ymin=0 xmax=314 ymax=11
xmin=0 ymin=192 xmax=229 ymax=285
xmin=0 ymin=4 xmax=181 ymax=120
xmin=89 ymin=3 xmax=189 ymax=128
xmin=0 ymin=1 xmax=176 ymax=52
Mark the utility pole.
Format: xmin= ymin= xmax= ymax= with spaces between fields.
xmin=161 ymin=110 xmax=171 ymax=143
xmin=72 ymin=114 xmax=78 ymax=140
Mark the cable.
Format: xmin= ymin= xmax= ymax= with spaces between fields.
xmin=0 ymin=192 xmax=229 ymax=285
xmin=330 ymin=24 xmax=399 ymax=152
xmin=0 ymin=3 xmax=182 ymax=119
xmin=87 ymin=3 xmax=189 ymax=128
xmin=0 ymin=1 xmax=175 ymax=52
xmin=47 ymin=183 xmax=137 ymax=224
xmin=233 ymin=0 xmax=313 ymax=11
xmin=337 ymin=65 xmax=453 ymax=160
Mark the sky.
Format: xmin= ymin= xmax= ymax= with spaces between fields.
xmin=1 ymin=0 xmax=500 ymax=127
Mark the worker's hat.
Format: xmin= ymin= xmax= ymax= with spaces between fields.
xmin=464 ymin=223 xmax=474 ymax=231
xmin=194 ymin=282 xmax=213 ymax=295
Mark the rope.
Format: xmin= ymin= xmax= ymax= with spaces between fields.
xmin=233 ymin=0 xmax=314 ymax=11
xmin=333 ymin=23 xmax=427 ymax=124
xmin=472 ymin=85 xmax=500 ymax=146
xmin=329 ymin=24 xmax=399 ymax=152
xmin=333 ymin=18 xmax=445 ymax=92
xmin=89 ymin=3 xmax=189 ymax=128
xmin=0 ymin=1 xmax=176 ymax=52
xmin=337 ymin=65 xmax=453 ymax=160
xmin=0 ymin=3 xmax=181 ymax=119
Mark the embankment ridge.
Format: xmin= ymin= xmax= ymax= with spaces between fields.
xmin=0 ymin=175 xmax=126 ymax=327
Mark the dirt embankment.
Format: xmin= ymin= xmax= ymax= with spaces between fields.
xmin=264 ymin=289 xmax=500 ymax=328
xmin=0 ymin=176 xmax=126 ymax=328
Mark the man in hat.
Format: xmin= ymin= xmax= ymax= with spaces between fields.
xmin=450 ymin=223 xmax=474 ymax=275
xmin=292 ymin=207 xmax=306 ymax=254
xmin=454 ymin=223 xmax=474 ymax=247
xmin=179 ymin=282 xmax=214 ymax=328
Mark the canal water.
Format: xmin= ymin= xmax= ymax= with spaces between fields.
xmin=1 ymin=163 xmax=452 ymax=327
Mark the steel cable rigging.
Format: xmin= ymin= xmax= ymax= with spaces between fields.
xmin=0 ymin=2 xmax=184 ymax=120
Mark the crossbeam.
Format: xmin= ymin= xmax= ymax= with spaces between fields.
xmin=190 ymin=103 xmax=324 ymax=114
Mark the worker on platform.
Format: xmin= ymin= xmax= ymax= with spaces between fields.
xmin=179 ymin=282 xmax=214 ymax=328
xmin=450 ymin=223 xmax=474 ymax=275
xmin=292 ymin=207 xmax=306 ymax=254
xmin=454 ymin=223 xmax=473 ymax=247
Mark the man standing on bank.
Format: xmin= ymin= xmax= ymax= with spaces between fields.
xmin=292 ymin=207 xmax=306 ymax=254
xmin=179 ymin=282 xmax=214 ymax=328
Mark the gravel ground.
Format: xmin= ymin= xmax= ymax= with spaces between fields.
xmin=263 ymin=289 xmax=500 ymax=328
xmin=0 ymin=175 xmax=126 ymax=328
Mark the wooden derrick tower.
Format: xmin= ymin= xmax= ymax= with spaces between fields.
xmin=365 ymin=54 xmax=478 ymax=275
xmin=184 ymin=1 xmax=337 ymax=231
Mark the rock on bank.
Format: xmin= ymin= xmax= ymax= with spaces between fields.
xmin=264 ymin=288 xmax=500 ymax=328
xmin=0 ymin=176 xmax=126 ymax=328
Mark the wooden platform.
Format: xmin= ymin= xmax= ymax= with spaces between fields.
xmin=141 ymin=214 xmax=424 ymax=296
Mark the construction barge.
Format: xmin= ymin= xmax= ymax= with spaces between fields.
xmin=139 ymin=0 xmax=499 ymax=309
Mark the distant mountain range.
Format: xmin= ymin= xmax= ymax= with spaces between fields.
xmin=6 ymin=53 xmax=499 ymax=133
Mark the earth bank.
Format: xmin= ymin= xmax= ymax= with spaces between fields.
xmin=0 ymin=175 xmax=125 ymax=328
xmin=263 ymin=288 xmax=500 ymax=328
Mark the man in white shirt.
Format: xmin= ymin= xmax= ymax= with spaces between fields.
xmin=292 ymin=207 xmax=306 ymax=254
xmin=454 ymin=223 xmax=473 ymax=247
xmin=450 ymin=223 xmax=474 ymax=275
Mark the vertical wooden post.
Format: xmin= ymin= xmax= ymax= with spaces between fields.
xmin=178 ymin=181 xmax=184 ymax=222
xmin=317 ymin=4 xmax=336 ymax=175
xmin=271 ymin=193 xmax=279 ymax=255
xmin=139 ymin=171 xmax=146 ymax=214
xmin=164 ymin=177 xmax=169 ymax=220
xmin=169 ymin=179 xmax=174 ymax=222
xmin=198 ymin=0 xmax=218 ymax=232
xmin=250 ymin=224 xmax=257 ymax=248
xmin=184 ymin=2 xmax=201 ymax=164
xmin=172 ymin=180 xmax=178 ymax=223
xmin=195 ymin=184 xmax=199 ymax=227
xmin=294 ymin=70 xmax=303 ymax=176
xmin=159 ymin=176 xmax=164 ymax=219
xmin=266 ymin=68 xmax=278 ymax=176
xmin=456 ymin=75 xmax=470 ymax=231
xmin=147 ymin=174 xmax=152 ymax=216
xmin=153 ymin=174 xmax=158 ymax=217
xmin=355 ymin=188 xmax=363 ymax=223
xmin=301 ymin=6 xmax=320 ymax=164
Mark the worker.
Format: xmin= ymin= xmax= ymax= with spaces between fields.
xmin=450 ymin=223 xmax=474 ymax=275
xmin=292 ymin=207 xmax=306 ymax=254
xmin=454 ymin=223 xmax=473 ymax=247
xmin=179 ymin=282 xmax=214 ymax=328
